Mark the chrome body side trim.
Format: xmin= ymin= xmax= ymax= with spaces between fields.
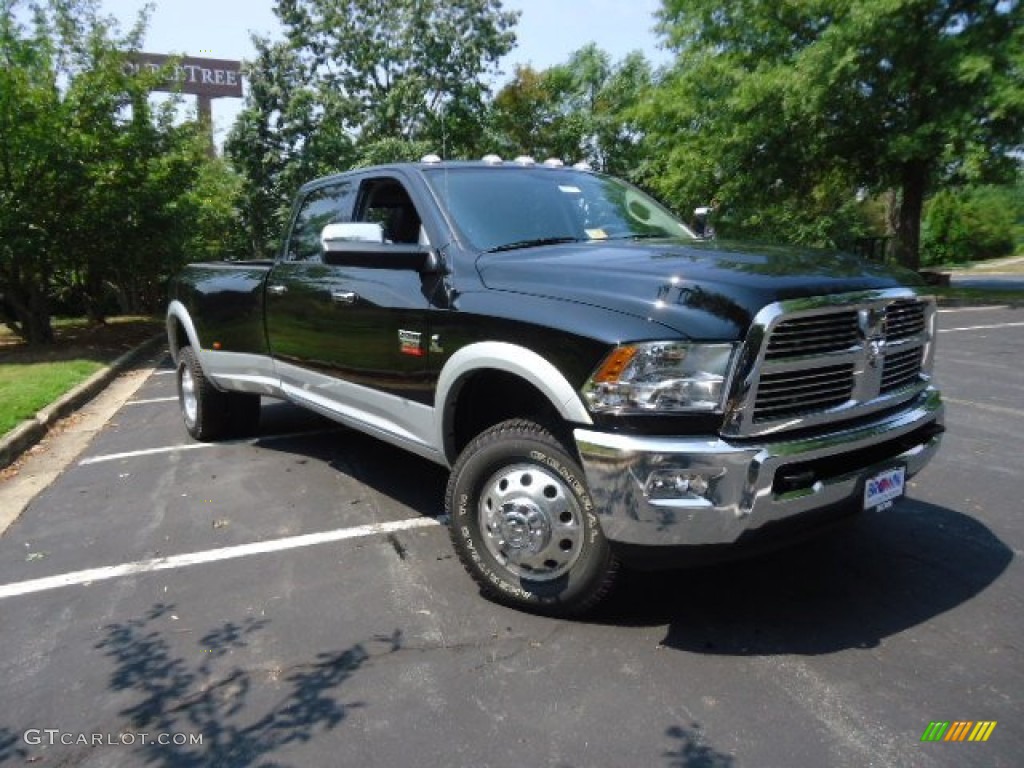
xmin=275 ymin=361 xmax=445 ymax=466
xmin=203 ymin=351 xmax=283 ymax=397
xmin=575 ymin=387 xmax=943 ymax=547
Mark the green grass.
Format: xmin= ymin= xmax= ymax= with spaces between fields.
xmin=0 ymin=360 xmax=104 ymax=434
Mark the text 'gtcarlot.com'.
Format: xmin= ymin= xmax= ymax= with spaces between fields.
xmin=23 ymin=730 xmax=203 ymax=747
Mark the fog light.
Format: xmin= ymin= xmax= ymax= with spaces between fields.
xmin=645 ymin=470 xmax=715 ymax=501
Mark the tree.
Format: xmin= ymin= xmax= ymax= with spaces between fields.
xmin=0 ymin=0 xmax=242 ymax=342
xmin=488 ymin=64 xmax=587 ymax=162
xmin=488 ymin=45 xmax=653 ymax=177
xmin=644 ymin=0 xmax=1023 ymax=267
xmin=226 ymin=0 xmax=518 ymax=257
xmin=921 ymin=183 xmax=1020 ymax=265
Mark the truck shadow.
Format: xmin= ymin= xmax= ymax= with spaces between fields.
xmin=243 ymin=404 xmax=1013 ymax=656
xmin=254 ymin=401 xmax=449 ymax=515
xmin=595 ymin=500 xmax=1013 ymax=655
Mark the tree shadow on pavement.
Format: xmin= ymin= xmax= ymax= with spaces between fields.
xmin=0 ymin=728 xmax=27 ymax=764
xmin=596 ymin=500 xmax=1012 ymax=655
xmin=664 ymin=723 xmax=735 ymax=768
xmin=88 ymin=603 xmax=399 ymax=768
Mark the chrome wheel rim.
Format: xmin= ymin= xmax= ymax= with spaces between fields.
xmin=479 ymin=462 xmax=584 ymax=581
xmin=180 ymin=364 xmax=198 ymax=428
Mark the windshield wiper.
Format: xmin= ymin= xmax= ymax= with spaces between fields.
xmin=607 ymin=232 xmax=672 ymax=241
xmin=485 ymin=237 xmax=583 ymax=253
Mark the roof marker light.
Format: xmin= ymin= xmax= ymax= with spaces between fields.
xmin=481 ymin=154 xmax=503 ymax=165
xmin=513 ymin=155 xmax=536 ymax=166
xmin=420 ymin=154 xmax=442 ymax=164
xmin=542 ymin=158 xmax=564 ymax=168
xmin=573 ymin=161 xmax=593 ymax=171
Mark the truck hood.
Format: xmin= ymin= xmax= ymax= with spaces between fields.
xmin=475 ymin=239 xmax=921 ymax=340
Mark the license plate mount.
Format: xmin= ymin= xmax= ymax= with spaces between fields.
xmin=864 ymin=466 xmax=906 ymax=510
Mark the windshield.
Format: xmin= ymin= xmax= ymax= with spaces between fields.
xmin=424 ymin=167 xmax=696 ymax=252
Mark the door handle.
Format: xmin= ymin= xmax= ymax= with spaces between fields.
xmin=267 ymin=284 xmax=287 ymax=296
xmin=331 ymin=290 xmax=357 ymax=305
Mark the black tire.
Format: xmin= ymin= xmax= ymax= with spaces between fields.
xmin=177 ymin=346 xmax=260 ymax=441
xmin=446 ymin=419 xmax=619 ymax=616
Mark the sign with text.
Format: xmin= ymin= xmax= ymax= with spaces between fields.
xmin=125 ymin=53 xmax=243 ymax=98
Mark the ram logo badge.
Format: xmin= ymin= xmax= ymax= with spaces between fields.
xmin=858 ymin=307 xmax=887 ymax=369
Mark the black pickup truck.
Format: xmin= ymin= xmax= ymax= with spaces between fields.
xmin=166 ymin=158 xmax=944 ymax=616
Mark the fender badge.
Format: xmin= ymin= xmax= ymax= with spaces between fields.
xmin=398 ymin=329 xmax=424 ymax=357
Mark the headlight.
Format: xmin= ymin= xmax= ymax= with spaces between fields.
xmin=583 ymin=342 xmax=737 ymax=413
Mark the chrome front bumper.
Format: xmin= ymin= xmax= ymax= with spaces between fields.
xmin=574 ymin=388 xmax=944 ymax=548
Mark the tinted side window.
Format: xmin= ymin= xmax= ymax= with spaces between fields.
xmin=354 ymin=178 xmax=425 ymax=245
xmin=287 ymin=182 xmax=356 ymax=261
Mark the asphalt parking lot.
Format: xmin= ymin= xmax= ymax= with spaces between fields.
xmin=1 ymin=305 xmax=1021 ymax=768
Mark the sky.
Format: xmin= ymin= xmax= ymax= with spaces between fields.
xmin=96 ymin=0 xmax=671 ymax=145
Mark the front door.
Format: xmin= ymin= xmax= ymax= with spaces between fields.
xmin=265 ymin=173 xmax=445 ymax=452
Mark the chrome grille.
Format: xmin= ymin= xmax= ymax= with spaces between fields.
xmin=729 ymin=291 xmax=934 ymax=437
xmin=882 ymin=346 xmax=924 ymax=392
xmin=753 ymin=363 xmax=855 ymax=422
xmin=764 ymin=312 xmax=859 ymax=360
xmin=885 ymin=300 xmax=926 ymax=340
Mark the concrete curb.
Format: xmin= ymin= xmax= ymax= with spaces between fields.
xmin=0 ymin=334 xmax=167 ymax=471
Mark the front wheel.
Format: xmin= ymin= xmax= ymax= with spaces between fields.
xmin=446 ymin=419 xmax=618 ymax=616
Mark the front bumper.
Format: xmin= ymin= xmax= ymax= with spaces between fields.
xmin=574 ymin=388 xmax=944 ymax=549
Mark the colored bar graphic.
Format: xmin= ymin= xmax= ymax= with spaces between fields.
xmin=921 ymin=721 xmax=996 ymax=742
xmin=969 ymin=722 xmax=997 ymax=742
xmin=945 ymin=721 xmax=972 ymax=741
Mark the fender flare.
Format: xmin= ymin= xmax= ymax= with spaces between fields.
xmin=434 ymin=341 xmax=593 ymax=463
xmin=165 ymin=300 xmax=204 ymax=367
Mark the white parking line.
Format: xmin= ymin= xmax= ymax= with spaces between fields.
xmin=938 ymin=306 xmax=1009 ymax=313
xmin=152 ymin=370 xmax=177 ymax=376
xmin=938 ymin=322 xmax=1024 ymax=334
xmin=79 ymin=442 xmax=215 ymax=465
xmin=125 ymin=396 xmax=179 ymax=405
xmin=78 ymin=428 xmax=344 ymax=466
xmin=0 ymin=517 xmax=442 ymax=600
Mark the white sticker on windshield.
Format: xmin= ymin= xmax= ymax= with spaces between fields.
xmin=558 ymin=185 xmax=582 ymax=194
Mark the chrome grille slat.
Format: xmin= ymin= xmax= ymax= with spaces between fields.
xmin=884 ymin=301 xmax=926 ymax=340
xmin=882 ymin=347 xmax=924 ymax=392
xmin=753 ymin=363 xmax=854 ymax=421
xmin=758 ymin=371 xmax=854 ymax=394
xmin=764 ymin=312 xmax=859 ymax=360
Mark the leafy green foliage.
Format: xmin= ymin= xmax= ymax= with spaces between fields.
xmin=922 ymin=184 xmax=1021 ymax=265
xmin=0 ymin=0 xmax=243 ymax=343
xmin=226 ymin=0 xmax=518 ymax=256
xmin=488 ymin=45 xmax=653 ymax=179
xmin=640 ymin=0 xmax=1023 ymax=267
